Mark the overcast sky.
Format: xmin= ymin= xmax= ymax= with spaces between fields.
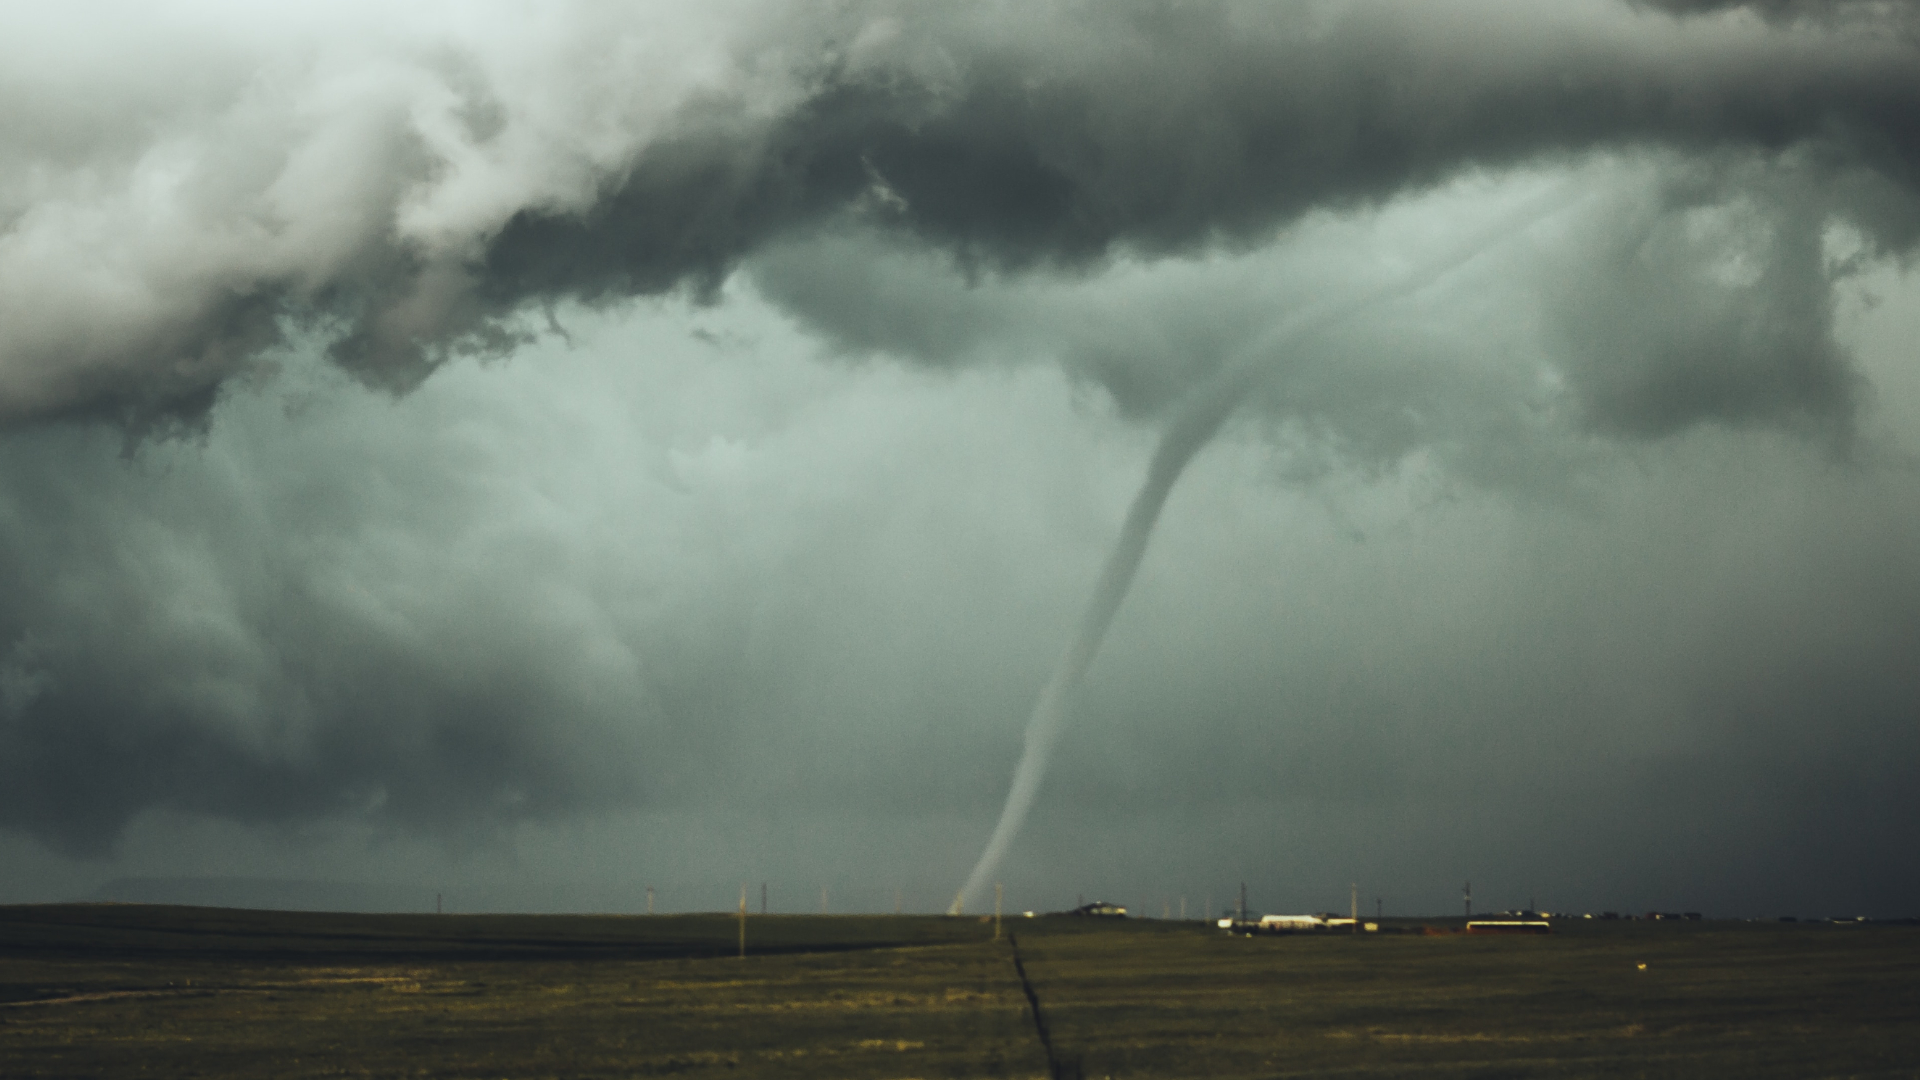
xmin=2 ymin=0 xmax=1919 ymax=919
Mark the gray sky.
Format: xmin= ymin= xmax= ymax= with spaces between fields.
xmin=2 ymin=0 xmax=1919 ymax=918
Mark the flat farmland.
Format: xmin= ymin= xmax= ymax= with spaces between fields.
xmin=1 ymin=904 xmax=1915 ymax=1078
xmin=1017 ymin=919 xmax=1920 ymax=1077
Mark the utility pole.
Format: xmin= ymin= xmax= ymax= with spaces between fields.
xmin=994 ymin=883 xmax=1003 ymax=941
xmin=738 ymin=883 xmax=747 ymax=959
xmin=1351 ymin=883 xmax=1358 ymax=932
xmin=1377 ymin=897 xmax=1383 ymax=921
xmin=821 ymin=885 xmax=828 ymax=915
xmin=1464 ymin=881 xmax=1472 ymax=920
xmin=1238 ymin=882 xmax=1247 ymax=923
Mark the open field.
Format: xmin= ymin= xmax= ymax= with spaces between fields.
xmin=2 ymin=905 xmax=1916 ymax=1078
xmin=1018 ymin=920 xmax=1920 ymax=1078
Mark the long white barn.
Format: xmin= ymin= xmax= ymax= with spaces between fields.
xmin=1216 ymin=913 xmax=1328 ymax=930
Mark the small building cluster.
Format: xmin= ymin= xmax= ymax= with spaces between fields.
xmin=1217 ymin=913 xmax=1379 ymax=934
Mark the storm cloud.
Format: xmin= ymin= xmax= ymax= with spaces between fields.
xmin=2 ymin=1 xmax=1920 ymax=916
xmin=4 ymin=1 xmax=1919 ymax=427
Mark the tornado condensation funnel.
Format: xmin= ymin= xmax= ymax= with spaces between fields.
xmin=950 ymin=185 xmax=1579 ymax=914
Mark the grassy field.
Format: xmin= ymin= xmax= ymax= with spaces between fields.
xmin=2 ymin=905 xmax=1915 ymax=1078
xmin=1018 ymin=919 xmax=1920 ymax=1078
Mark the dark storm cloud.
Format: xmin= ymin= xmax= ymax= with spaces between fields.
xmin=0 ymin=358 xmax=765 ymax=856
xmin=6 ymin=1 xmax=1920 ymax=432
xmin=1533 ymin=160 xmax=1863 ymax=435
xmin=6 ymin=0 xmax=1920 ymax=884
xmin=488 ymin=0 xmax=1920 ymax=436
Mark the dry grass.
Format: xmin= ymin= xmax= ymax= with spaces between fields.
xmin=1 ymin=905 xmax=1915 ymax=1078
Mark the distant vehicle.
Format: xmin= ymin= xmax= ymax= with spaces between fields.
xmin=1067 ymin=901 xmax=1128 ymax=918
